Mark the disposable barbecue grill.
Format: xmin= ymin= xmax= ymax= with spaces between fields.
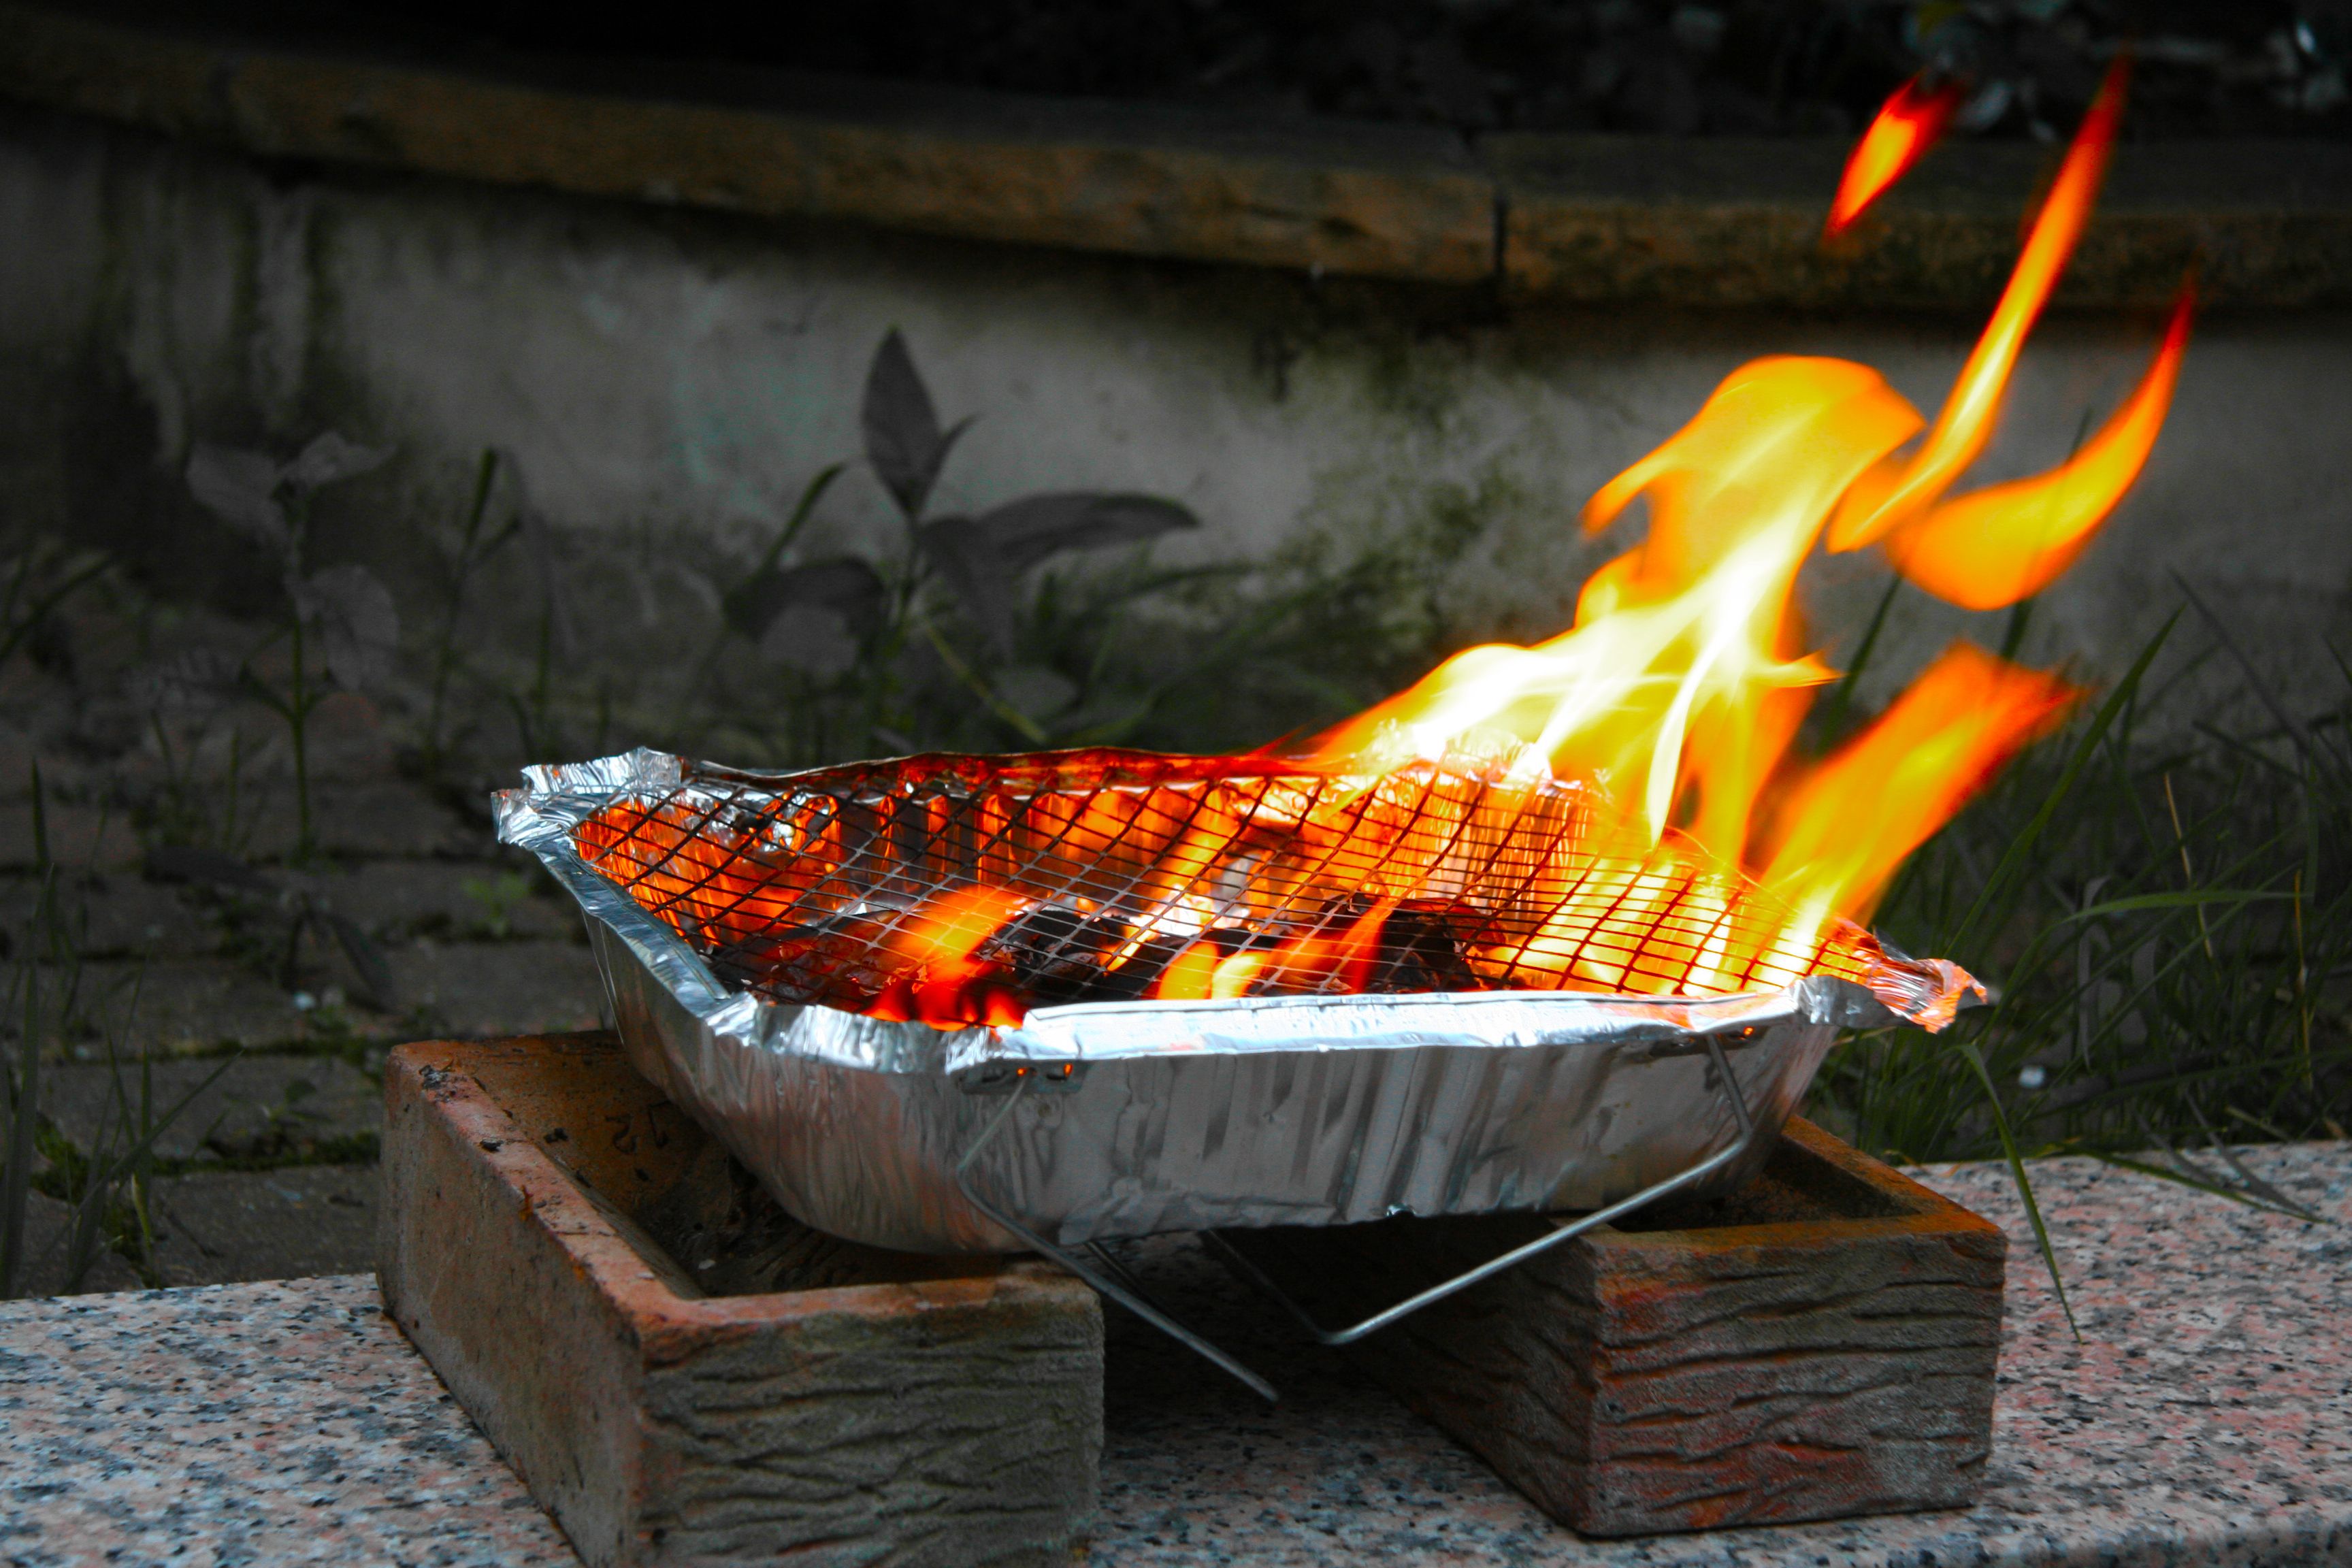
xmin=494 ymin=44 xmax=2181 ymax=1403
xmin=499 ymin=746 xmax=1975 ymax=1397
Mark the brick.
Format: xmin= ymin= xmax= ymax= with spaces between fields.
xmin=380 ymin=1032 xmax=1102 ymax=1568
xmin=1218 ymin=1117 xmax=2005 ymax=1537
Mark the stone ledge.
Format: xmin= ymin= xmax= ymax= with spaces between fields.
xmin=1490 ymin=134 xmax=2352 ymax=308
xmin=0 ymin=2 xmax=1493 ymax=287
xmin=1 ymin=1 xmax=2347 ymax=308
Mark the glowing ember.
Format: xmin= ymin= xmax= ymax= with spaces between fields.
xmin=1824 ymin=74 xmax=1966 ymax=240
xmin=575 ymin=67 xmax=2187 ymax=1033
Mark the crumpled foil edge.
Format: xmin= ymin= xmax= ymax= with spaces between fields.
xmin=497 ymin=749 xmax=1977 ymax=1252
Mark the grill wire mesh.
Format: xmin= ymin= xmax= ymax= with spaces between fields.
xmin=570 ymin=749 xmax=1880 ymax=1021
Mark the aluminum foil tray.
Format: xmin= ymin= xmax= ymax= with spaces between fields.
xmin=497 ymin=749 xmax=1970 ymax=1255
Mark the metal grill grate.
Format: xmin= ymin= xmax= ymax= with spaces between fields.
xmin=570 ymin=749 xmax=1880 ymax=1020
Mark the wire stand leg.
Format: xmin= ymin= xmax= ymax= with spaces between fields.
xmin=954 ymin=1078 xmax=1281 ymax=1403
xmin=1207 ymin=1031 xmax=1761 ymax=1347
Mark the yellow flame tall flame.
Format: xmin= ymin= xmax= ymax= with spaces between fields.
xmin=1311 ymin=58 xmax=2187 ymax=934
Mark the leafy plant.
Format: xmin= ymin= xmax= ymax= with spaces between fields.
xmin=184 ymin=432 xmax=399 ymax=861
xmin=461 ymin=868 xmax=536 ymax=940
xmin=706 ymin=331 xmax=1203 ymax=761
xmin=423 ymin=448 xmax=523 ymax=767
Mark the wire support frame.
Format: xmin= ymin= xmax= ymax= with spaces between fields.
xmin=951 ymin=1029 xmax=1761 ymax=1401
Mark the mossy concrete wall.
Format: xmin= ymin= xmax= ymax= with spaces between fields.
xmin=3 ymin=102 xmax=2347 ymax=740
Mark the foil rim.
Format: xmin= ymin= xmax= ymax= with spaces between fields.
xmin=495 ymin=747 xmax=1933 ymax=1072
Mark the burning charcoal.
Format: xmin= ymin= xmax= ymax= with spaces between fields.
xmin=1311 ymin=893 xmax=1494 ymax=994
xmin=706 ymin=913 xmax=906 ymax=1006
xmin=1067 ymin=928 xmax=1195 ymax=1003
xmin=1375 ymin=900 xmax=1494 ymax=993
xmin=1143 ymin=925 xmax=1298 ymax=1002
xmin=982 ymin=904 xmax=1138 ymax=1005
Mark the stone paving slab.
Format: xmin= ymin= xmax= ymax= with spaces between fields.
xmin=386 ymin=940 xmax=606 ymax=1039
xmin=61 ymin=939 xmax=604 ymax=1054
xmin=42 ymin=1054 xmax=379 ymax=1163
xmin=0 ymin=802 xmax=140 ymax=872
xmin=4 ymin=1193 xmax=143 ymax=1298
xmin=3 ymin=856 xmax=572 ymax=965
xmin=300 ymin=859 xmax=579 ymax=943
xmin=0 ymin=1143 xmax=2346 ymax=1567
xmin=73 ymin=959 xmax=320 ymax=1052
xmin=233 ymin=780 xmax=487 ymax=862
xmin=0 ymin=1279 xmax=575 ymax=1567
xmin=146 ymin=1164 xmax=380 ymax=1288
xmin=0 ymin=873 xmax=223 ymax=959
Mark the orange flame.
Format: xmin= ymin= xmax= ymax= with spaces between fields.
xmin=1307 ymin=52 xmax=2179 ymax=942
xmin=1878 ymin=283 xmax=2193 ymax=609
xmin=1758 ymin=644 xmax=2077 ymax=928
xmin=1152 ymin=896 xmax=1399 ymax=1002
xmin=1825 ymin=75 xmax=1966 ymax=239
xmin=1830 ymin=59 xmax=2131 ymax=553
xmin=582 ymin=61 xmax=2188 ymax=1032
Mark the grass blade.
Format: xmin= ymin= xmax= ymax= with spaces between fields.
xmin=1948 ymin=613 xmax=2178 ymax=954
xmin=1957 ymin=1037 xmax=2079 ymax=1339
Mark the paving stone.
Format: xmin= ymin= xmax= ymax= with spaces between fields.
xmin=2 ymin=1192 xmax=143 ymax=1298
xmin=235 ymin=779 xmax=487 ymax=862
xmin=0 ymin=873 xmax=223 ymax=960
xmin=0 ymin=803 xmax=140 ymax=873
xmin=59 ymin=941 xmax=599 ymax=1056
xmin=301 ymin=858 xmax=579 ymax=943
xmin=0 ymin=725 xmax=95 ymax=801
xmin=299 ymin=691 xmax=401 ymax=782
xmin=40 ymin=1053 xmax=380 ymax=1164
xmin=71 ymin=960 xmax=321 ymax=1054
xmin=387 ymin=940 xmax=606 ymax=1039
xmin=0 ymin=1275 xmax=581 ymax=1565
xmin=148 ymin=1164 xmax=380 ymax=1287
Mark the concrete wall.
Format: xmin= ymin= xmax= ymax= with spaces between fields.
xmin=3 ymin=103 xmax=2346 ymax=748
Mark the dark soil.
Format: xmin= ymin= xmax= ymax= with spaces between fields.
xmin=140 ymin=1 xmax=2352 ymax=141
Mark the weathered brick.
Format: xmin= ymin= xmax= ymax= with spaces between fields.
xmin=1219 ymin=1117 xmax=2005 ymax=1537
xmin=380 ymin=1032 xmax=1102 ymax=1568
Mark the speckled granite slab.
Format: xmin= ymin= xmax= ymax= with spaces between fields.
xmin=1090 ymin=1140 xmax=2352 ymax=1567
xmin=0 ymin=1278 xmax=574 ymax=1568
xmin=2 ymin=1143 xmax=2347 ymax=1567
